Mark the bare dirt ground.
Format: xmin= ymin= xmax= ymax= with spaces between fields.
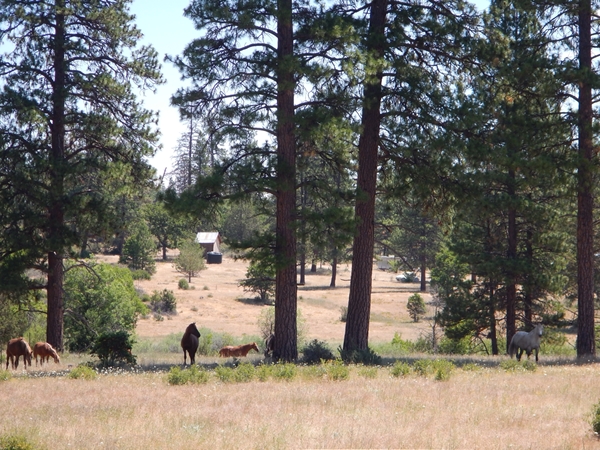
xmin=101 ymin=252 xmax=433 ymax=344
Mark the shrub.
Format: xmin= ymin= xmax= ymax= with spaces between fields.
xmin=324 ymin=360 xmax=349 ymax=381
xmin=591 ymin=401 xmax=600 ymax=435
xmin=64 ymin=262 xmax=147 ymax=352
xmin=406 ymin=293 xmax=426 ymax=322
xmin=178 ymin=278 xmax=190 ymax=290
xmin=339 ymin=346 xmax=382 ymax=365
xmin=413 ymin=359 xmax=434 ymax=377
xmin=149 ymin=289 xmax=177 ymax=314
xmin=301 ymin=339 xmax=335 ymax=365
xmin=68 ymin=365 xmax=97 ymax=380
xmin=167 ymin=365 xmax=210 ymax=385
xmin=0 ymin=434 xmax=37 ymax=450
xmin=399 ymin=271 xmax=419 ymax=283
xmin=271 ymin=363 xmax=297 ymax=381
xmin=390 ymin=332 xmax=415 ymax=353
xmin=438 ymin=336 xmax=471 ymax=355
xmin=215 ymin=365 xmax=235 ymax=383
xmin=390 ymin=361 xmax=411 ymax=377
xmin=131 ymin=269 xmax=152 ymax=280
xmin=91 ymin=331 xmax=136 ymax=366
xmin=0 ymin=370 xmax=12 ymax=382
xmin=256 ymin=364 xmax=273 ymax=382
xmin=233 ymin=363 xmax=256 ymax=382
xmin=433 ymin=360 xmax=455 ymax=381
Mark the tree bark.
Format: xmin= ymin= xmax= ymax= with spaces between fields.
xmin=47 ymin=3 xmax=67 ymax=352
xmin=576 ymin=0 xmax=595 ymax=358
xmin=343 ymin=0 xmax=387 ymax=353
xmin=505 ymin=171 xmax=517 ymax=353
xmin=330 ymin=256 xmax=337 ymax=288
xmin=273 ymin=0 xmax=298 ymax=362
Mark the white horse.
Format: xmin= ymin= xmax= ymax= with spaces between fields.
xmin=509 ymin=324 xmax=544 ymax=362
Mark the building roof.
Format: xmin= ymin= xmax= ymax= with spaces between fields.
xmin=195 ymin=232 xmax=221 ymax=244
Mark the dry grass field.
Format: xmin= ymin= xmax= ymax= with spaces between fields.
xmin=3 ymin=253 xmax=600 ymax=449
xmin=3 ymin=363 xmax=600 ymax=449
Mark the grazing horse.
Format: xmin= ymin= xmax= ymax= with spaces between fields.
xmin=219 ymin=342 xmax=260 ymax=357
xmin=6 ymin=337 xmax=32 ymax=370
xmin=509 ymin=324 xmax=544 ymax=362
xmin=181 ymin=323 xmax=201 ymax=365
xmin=264 ymin=333 xmax=275 ymax=357
xmin=33 ymin=342 xmax=60 ymax=366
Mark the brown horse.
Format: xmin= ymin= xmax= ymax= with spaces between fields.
xmin=6 ymin=337 xmax=32 ymax=370
xmin=181 ymin=322 xmax=201 ymax=365
xmin=219 ymin=342 xmax=259 ymax=357
xmin=33 ymin=342 xmax=60 ymax=366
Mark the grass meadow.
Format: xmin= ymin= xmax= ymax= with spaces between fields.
xmin=2 ymin=349 xmax=600 ymax=450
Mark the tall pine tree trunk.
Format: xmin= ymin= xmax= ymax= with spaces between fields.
xmin=576 ymin=0 xmax=595 ymax=358
xmin=273 ymin=0 xmax=298 ymax=362
xmin=506 ymin=170 xmax=517 ymax=353
xmin=343 ymin=0 xmax=387 ymax=353
xmin=330 ymin=256 xmax=337 ymax=288
xmin=47 ymin=3 xmax=67 ymax=352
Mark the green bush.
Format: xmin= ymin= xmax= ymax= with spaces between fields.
xmin=64 ymin=262 xmax=147 ymax=352
xmin=271 ymin=363 xmax=297 ymax=381
xmin=0 ymin=370 xmax=12 ymax=382
xmin=167 ymin=365 xmax=210 ymax=385
xmin=178 ymin=278 xmax=190 ymax=290
xmin=256 ymin=364 xmax=273 ymax=382
xmin=438 ymin=336 xmax=471 ymax=355
xmin=591 ymin=401 xmax=600 ymax=435
xmin=390 ymin=332 xmax=416 ymax=354
xmin=0 ymin=434 xmax=37 ymax=450
xmin=91 ymin=331 xmax=136 ymax=366
xmin=68 ymin=365 xmax=97 ymax=380
xmin=301 ymin=339 xmax=335 ymax=365
xmin=324 ymin=360 xmax=349 ymax=381
xmin=433 ymin=360 xmax=455 ymax=381
xmin=215 ymin=365 xmax=235 ymax=383
xmin=233 ymin=362 xmax=256 ymax=382
xmin=390 ymin=361 xmax=411 ymax=377
xmin=149 ymin=289 xmax=177 ymax=314
xmin=413 ymin=359 xmax=434 ymax=377
xmin=131 ymin=269 xmax=152 ymax=280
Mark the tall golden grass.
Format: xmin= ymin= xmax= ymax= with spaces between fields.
xmin=2 ymin=359 xmax=600 ymax=449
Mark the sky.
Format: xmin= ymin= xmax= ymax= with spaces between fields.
xmin=129 ymin=0 xmax=491 ymax=178
xmin=129 ymin=0 xmax=196 ymax=178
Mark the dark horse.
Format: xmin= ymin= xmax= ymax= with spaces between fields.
xmin=264 ymin=333 xmax=275 ymax=357
xmin=181 ymin=323 xmax=201 ymax=365
xmin=6 ymin=337 xmax=32 ymax=370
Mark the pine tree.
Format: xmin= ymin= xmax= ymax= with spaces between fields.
xmin=0 ymin=0 xmax=162 ymax=350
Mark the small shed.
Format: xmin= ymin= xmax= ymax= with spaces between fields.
xmin=195 ymin=232 xmax=222 ymax=254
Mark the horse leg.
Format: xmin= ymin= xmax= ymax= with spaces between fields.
xmin=183 ymin=350 xmax=188 ymax=365
xmin=535 ymin=348 xmax=539 ymax=362
xmin=516 ymin=348 xmax=522 ymax=361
